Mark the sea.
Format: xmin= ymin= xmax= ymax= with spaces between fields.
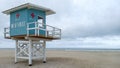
xmin=47 ymin=48 xmax=120 ymax=51
xmin=0 ymin=48 xmax=120 ymax=51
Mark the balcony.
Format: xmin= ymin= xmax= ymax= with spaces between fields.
xmin=4 ymin=22 xmax=61 ymax=40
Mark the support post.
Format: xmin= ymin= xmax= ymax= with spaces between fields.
xmin=15 ymin=40 xmax=18 ymax=63
xmin=29 ymin=39 xmax=32 ymax=66
xmin=43 ymin=41 xmax=46 ymax=63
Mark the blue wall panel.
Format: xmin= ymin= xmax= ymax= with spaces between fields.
xmin=27 ymin=9 xmax=46 ymax=36
xmin=10 ymin=8 xmax=27 ymax=36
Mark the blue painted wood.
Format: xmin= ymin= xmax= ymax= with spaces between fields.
xmin=27 ymin=9 xmax=46 ymax=36
xmin=10 ymin=8 xmax=27 ymax=36
xmin=10 ymin=8 xmax=46 ymax=36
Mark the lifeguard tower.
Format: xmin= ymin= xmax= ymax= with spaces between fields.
xmin=3 ymin=3 xmax=61 ymax=66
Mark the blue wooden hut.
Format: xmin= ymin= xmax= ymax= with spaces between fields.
xmin=3 ymin=3 xmax=61 ymax=40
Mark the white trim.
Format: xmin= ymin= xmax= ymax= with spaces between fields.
xmin=4 ymin=22 xmax=61 ymax=39
xmin=2 ymin=3 xmax=55 ymax=15
xmin=43 ymin=41 xmax=46 ymax=62
xmin=27 ymin=22 xmax=61 ymax=38
xmin=29 ymin=39 xmax=32 ymax=65
xmin=14 ymin=40 xmax=47 ymax=65
xmin=15 ymin=40 xmax=18 ymax=63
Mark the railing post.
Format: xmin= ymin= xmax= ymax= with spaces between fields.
xmin=4 ymin=28 xmax=6 ymax=38
xmin=45 ymin=26 xmax=47 ymax=37
xmin=27 ymin=24 xmax=29 ymax=36
xmin=38 ymin=22 xmax=39 ymax=36
xmin=53 ymin=27 xmax=55 ymax=37
xmin=26 ymin=22 xmax=61 ymax=38
xmin=4 ymin=27 xmax=10 ymax=38
xmin=35 ymin=22 xmax=37 ymax=36
xmin=60 ymin=29 xmax=61 ymax=38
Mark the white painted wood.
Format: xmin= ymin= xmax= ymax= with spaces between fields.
xmin=17 ymin=44 xmax=29 ymax=56
xmin=3 ymin=3 xmax=55 ymax=15
xmin=43 ymin=41 xmax=46 ymax=62
xmin=27 ymin=22 xmax=61 ymax=39
xmin=15 ymin=40 xmax=18 ymax=63
xmin=27 ymin=24 xmax=29 ymax=36
xmin=35 ymin=22 xmax=37 ymax=36
xmin=38 ymin=23 xmax=40 ymax=36
xmin=17 ymin=57 xmax=29 ymax=59
xmin=13 ymin=38 xmax=49 ymax=65
xmin=28 ymin=39 xmax=32 ymax=65
xmin=4 ymin=28 xmax=6 ymax=38
xmin=4 ymin=27 xmax=10 ymax=38
xmin=4 ymin=22 xmax=61 ymax=39
xmin=4 ymin=21 xmax=61 ymax=65
xmin=17 ymin=56 xmax=44 ymax=59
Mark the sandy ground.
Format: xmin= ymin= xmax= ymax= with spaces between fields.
xmin=0 ymin=49 xmax=120 ymax=68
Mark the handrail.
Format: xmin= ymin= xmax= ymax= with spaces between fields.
xmin=4 ymin=22 xmax=61 ymax=39
xmin=28 ymin=22 xmax=61 ymax=30
xmin=27 ymin=22 xmax=61 ymax=39
xmin=4 ymin=27 xmax=10 ymax=38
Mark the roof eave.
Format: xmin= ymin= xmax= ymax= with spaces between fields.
xmin=2 ymin=3 xmax=56 ymax=15
xmin=2 ymin=3 xmax=29 ymax=14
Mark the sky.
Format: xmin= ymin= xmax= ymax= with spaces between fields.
xmin=0 ymin=0 xmax=120 ymax=48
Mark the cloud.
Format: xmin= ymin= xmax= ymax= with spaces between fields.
xmin=47 ymin=35 xmax=120 ymax=48
xmin=41 ymin=0 xmax=120 ymax=38
xmin=61 ymin=0 xmax=120 ymax=38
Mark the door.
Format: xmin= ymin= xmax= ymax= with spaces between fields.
xmin=37 ymin=16 xmax=46 ymax=36
xmin=37 ymin=16 xmax=44 ymax=28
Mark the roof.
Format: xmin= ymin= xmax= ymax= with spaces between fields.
xmin=2 ymin=3 xmax=56 ymax=15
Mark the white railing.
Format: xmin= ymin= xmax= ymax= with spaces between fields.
xmin=4 ymin=27 xmax=10 ymax=38
xmin=27 ymin=22 xmax=61 ymax=38
xmin=4 ymin=22 xmax=61 ymax=39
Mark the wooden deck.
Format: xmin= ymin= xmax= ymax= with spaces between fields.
xmin=5 ymin=34 xmax=60 ymax=40
xmin=4 ymin=22 xmax=61 ymax=40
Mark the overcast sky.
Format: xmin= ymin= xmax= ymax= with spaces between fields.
xmin=0 ymin=0 xmax=120 ymax=48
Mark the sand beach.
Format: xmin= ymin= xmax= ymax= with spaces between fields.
xmin=0 ymin=49 xmax=120 ymax=68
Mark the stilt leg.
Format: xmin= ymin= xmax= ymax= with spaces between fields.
xmin=43 ymin=41 xmax=46 ymax=63
xmin=15 ymin=40 xmax=18 ymax=64
xmin=29 ymin=40 xmax=32 ymax=66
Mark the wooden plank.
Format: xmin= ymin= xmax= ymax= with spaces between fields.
xmin=10 ymin=34 xmax=60 ymax=40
